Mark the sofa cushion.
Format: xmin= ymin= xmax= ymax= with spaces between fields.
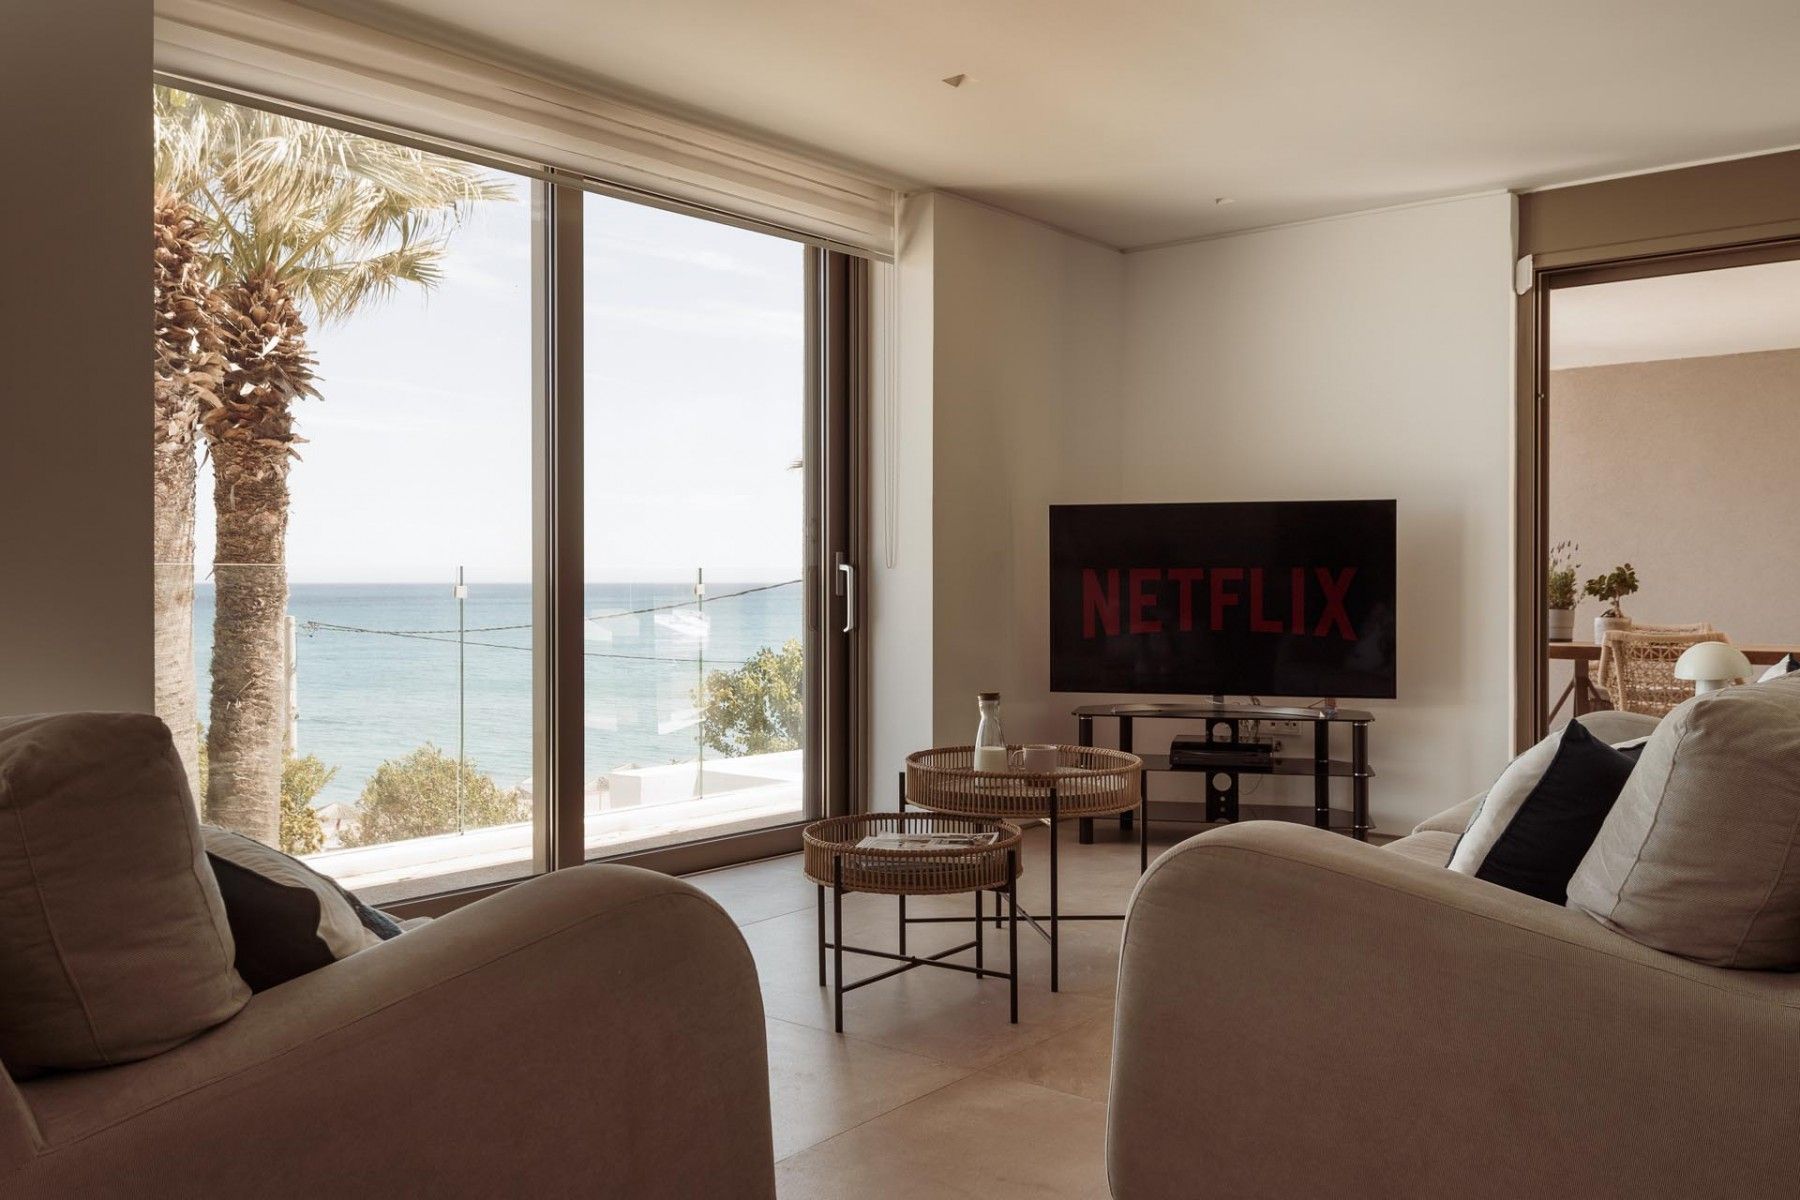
xmin=1448 ymin=720 xmax=1644 ymax=903
xmin=1759 ymin=654 xmax=1798 ymax=682
xmin=1384 ymin=829 xmax=1459 ymax=868
xmin=1568 ymin=674 xmax=1800 ymax=968
xmin=0 ymin=713 xmax=248 ymax=1072
xmin=203 ymin=827 xmax=401 ymax=992
xmin=1564 ymin=710 xmax=1663 ymax=746
xmin=1411 ymin=711 xmax=1660 ymax=838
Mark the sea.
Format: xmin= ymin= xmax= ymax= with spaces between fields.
xmin=192 ymin=580 xmax=803 ymax=807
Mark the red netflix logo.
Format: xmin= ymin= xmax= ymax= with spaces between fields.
xmin=1081 ymin=567 xmax=1358 ymax=641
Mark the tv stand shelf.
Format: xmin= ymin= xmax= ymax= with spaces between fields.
xmin=1136 ymin=753 xmax=1369 ymax=778
xmin=1072 ymin=701 xmax=1374 ymax=842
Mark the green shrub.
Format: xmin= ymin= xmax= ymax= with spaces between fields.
xmin=280 ymin=755 xmax=333 ymax=855
xmin=345 ymin=744 xmax=525 ymax=847
xmin=198 ymin=724 xmax=331 ymax=856
xmin=697 ymin=639 xmax=803 ymax=757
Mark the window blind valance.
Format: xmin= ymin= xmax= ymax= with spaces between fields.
xmin=154 ymin=0 xmax=900 ymax=259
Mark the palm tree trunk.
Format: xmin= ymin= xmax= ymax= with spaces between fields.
xmin=152 ymin=196 xmax=220 ymax=802
xmin=152 ymin=380 xmax=201 ymax=798
xmin=205 ymin=436 xmax=289 ymax=845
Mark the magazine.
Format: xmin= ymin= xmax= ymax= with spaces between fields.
xmin=855 ymin=831 xmax=999 ymax=853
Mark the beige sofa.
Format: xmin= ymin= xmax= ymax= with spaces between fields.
xmin=1108 ymin=711 xmax=1800 ymax=1199
xmin=1 ymin=864 xmax=776 ymax=1198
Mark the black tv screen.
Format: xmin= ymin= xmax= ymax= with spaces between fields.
xmin=1049 ymin=500 xmax=1397 ymax=699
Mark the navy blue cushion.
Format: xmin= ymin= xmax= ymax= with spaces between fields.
xmin=1473 ymin=721 xmax=1643 ymax=904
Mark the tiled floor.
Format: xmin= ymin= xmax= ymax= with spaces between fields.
xmin=688 ymin=817 xmax=1183 ymax=1200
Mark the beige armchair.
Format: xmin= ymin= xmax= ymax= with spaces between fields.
xmin=1 ymin=865 xmax=776 ymax=1199
xmin=1108 ymin=712 xmax=1799 ymax=1199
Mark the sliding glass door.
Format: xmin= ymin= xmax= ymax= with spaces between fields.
xmin=579 ymin=194 xmax=821 ymax=862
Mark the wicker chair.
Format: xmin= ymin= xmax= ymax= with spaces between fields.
xmin=1604 ymin=628 xmax=1733 ymax=717
xmin=1594 ymin=621 xmax=1715 ymax=708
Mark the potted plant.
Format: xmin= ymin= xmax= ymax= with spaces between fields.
xmin=1546 ymin=540 xmax=1579 ymax=642
xmin=1583 ymin=562 xmax=1639 ymax=646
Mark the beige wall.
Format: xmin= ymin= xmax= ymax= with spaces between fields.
xmin=928 ymin=194 xmax=1128 ymax=753
xmin=1119 ymin=194 xmax=1518 ymax=830
xmin=0 ymin=1 xmax=152 ymax=715
xmin=889 ymin=190 xmax=1516 ymax=832
xmin=867 ymin=197 xmax=937 ymax=808
xmin=1549 ymin=347 xmax=1800 ymax=643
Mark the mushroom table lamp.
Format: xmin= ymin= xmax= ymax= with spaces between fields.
xmin=1674 ymin=641 xmax=1755 ymax=695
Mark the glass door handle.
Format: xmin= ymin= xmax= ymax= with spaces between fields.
xmin=835 ymin=555 xmax=856 ymax=634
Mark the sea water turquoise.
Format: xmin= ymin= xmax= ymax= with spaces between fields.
xmin=193 ymin=580 xmax=802 ymax=808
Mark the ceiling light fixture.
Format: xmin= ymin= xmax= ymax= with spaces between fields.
xmin=942 ymin=74 xmax=968 ymax=88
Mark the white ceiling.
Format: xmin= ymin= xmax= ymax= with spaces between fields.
xmin=309 ymin=0 xmax=1800 ymax=249
xmin=1550 ymin=259 xmax=1800 ymax=370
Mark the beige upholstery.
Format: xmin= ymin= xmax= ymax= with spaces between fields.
xmin=1408 ymin=710 xmax=1660 ymax=839
xmin=1381 ymin=828 xmax=1457 ymax=867
xmin=0 ymin=713 xmax=246 ymax=1072
xmin=0 ymin=865 xmax=776 ymax=1199
xmin=1112 ymin=703 xmax=1794 ymax=1198
xmin=1570 ymin=674 xmax=1800 ymax=969
xmin=1110 ymin=822 xmax=1800 ymax=1199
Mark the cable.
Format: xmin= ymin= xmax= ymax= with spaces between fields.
xmin=297 ymin=577 xmax=801 ymax=637
xmin=295 ymin=623 xmax=755 ymax=666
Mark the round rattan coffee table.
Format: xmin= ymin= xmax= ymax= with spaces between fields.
xmin=901 ymin=745 xmax=1143 ymax=992
xmin=804 ymin=812 xmax=1022 ymax=1033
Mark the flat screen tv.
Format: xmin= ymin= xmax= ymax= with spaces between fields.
xmin=1049 ymin=500 xmax=1397 ymax=699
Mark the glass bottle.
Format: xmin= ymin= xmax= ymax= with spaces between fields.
xmin=972 ymin=692 xmax=1008 ymax=772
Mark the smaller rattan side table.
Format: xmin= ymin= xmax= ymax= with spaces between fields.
xmin=803 ymin=813 xmax=1022 ymax=1033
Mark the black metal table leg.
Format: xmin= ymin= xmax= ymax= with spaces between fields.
xmin=1117 ymin=717 xmax=1135 ymax=837
xmin=1078 ymin=716 xmax=1095 ymax=844
xmin=974 ymin=888 xmax=984 ymax=978
xmin=1007 ymin=848 xmax=1019 ymax=1024
xmin=898 ymin=894 xmax=907 ymax=956
xmin=1139 ymin=767 xmax=1149 ymax=874
xmin=832 ymin=855 xmax=844 ymax=1033
xmin=1049 ymin=783 xmax=1060 ymax=993
xmin=817 ymin=884 xmax=826 ymax=986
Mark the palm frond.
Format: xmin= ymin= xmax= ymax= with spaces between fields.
xmin=154 ymin=83 xmax=510 ymax=325
xmin=293 ymin=240 xmax=451 ymax=322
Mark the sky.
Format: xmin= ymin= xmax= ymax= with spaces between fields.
xmin=192 ymin=172 xmax=807 ymax=586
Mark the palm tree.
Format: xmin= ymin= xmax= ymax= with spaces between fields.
xmin=154 ymin=86 xmax=507 ymax=844
xmin=152 ymin=193 xmax=225 ymax=797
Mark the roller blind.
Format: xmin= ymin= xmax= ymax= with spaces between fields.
xmin=154 ymin=0 xmax=899 ymax=259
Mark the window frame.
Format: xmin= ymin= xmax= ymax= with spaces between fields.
xmin=1514 ymin=230 xmax=1800 ymax=747
xmin=154 ymin=75 xmax=869 ymax=916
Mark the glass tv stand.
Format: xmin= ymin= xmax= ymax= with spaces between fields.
xmin=1070 ymin=701 xmax=1375 ymax=843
